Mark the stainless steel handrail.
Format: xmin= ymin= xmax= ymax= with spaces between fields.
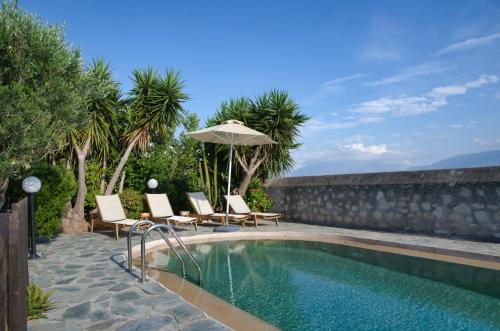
xmin=128 ymin=220 xmax=155 ymax=271
xmin=128 ymin=221 xmax=186 ymax=280
xmin=167 ymin=227 xmax=203 ymax=286
xmin=140 ymin=224 xmax=202 ymax=285
xmin=139 ymin=224 xmax=186 ymax=282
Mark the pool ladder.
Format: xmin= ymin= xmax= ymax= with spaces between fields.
xmin=127 ymin=220 xmax=202 ymax=286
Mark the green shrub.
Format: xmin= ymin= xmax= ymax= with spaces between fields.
xmin=244 ymin=178 xmax=273 ymax=212
xmin=120 ymin=189 xmax=144 ymax=219
xmin=33 ymin=164 xmax=76 ymax=238
xmin=7 ymin=163 xmax=76 ymax=238
xmin=26 ymin=283 xmax=56 ymax=320
xmin=84 ymin=161 xmax=103 ymax=211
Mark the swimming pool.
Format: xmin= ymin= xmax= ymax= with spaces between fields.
xmin=149 ymin=240 xmax=500 ymax=330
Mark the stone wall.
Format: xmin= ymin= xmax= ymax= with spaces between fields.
xmin=264 ymin=167 xmax=500 ymax=242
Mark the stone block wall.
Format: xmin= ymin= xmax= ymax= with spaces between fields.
xmin=264 ymin=167 xmax=500 ymax=242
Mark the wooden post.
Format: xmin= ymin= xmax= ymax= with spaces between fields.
xmin=0 ymin=212 xmax=9 ymax=330
xmin=0 ymin=198 xmax=28 ymax=331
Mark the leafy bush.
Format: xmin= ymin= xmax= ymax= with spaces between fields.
xmin=26 ymin=283 xmax=56 ymax=320
xmin=84 ymin=161 xmax=103 ymax=211
xmin=33 ymin=164 xmax=76 ymax=238
xmin=7 ymin=163 xmax=76 ymax=238
xmin=244 ymin=178 xmax=273 ymax=212
xmin=120 ymin=189 xmax=144 ymax=219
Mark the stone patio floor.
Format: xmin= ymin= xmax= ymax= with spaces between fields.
xmin=28 ymin=221 xmax=500 ymax=331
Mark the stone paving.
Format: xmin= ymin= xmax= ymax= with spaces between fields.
xmin=28 ymin=231 xmax=230 ymax=331
xmin=28 ymin=221 xmax=500 ymax=331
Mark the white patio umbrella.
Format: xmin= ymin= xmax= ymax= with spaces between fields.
xmin=185 ymin=119 xmax=275 ymax=226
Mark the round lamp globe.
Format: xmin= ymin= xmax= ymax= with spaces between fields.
xmin=147 ymin=178 xmax=158 ymax=190
xmin=22 ymin=176 xmax=42 ymax=194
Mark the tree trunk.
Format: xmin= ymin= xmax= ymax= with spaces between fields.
xmin=105 ymin=133 xmax=141 ymax=195
xmin=0 ymin=177 xmax=9 ymax=211
xmin=62 ymin=137 xmax=90 ymax=233
xmin=99 ymin=156 xmax=107 ymax=194
xmin=118 ymin=170 xmax=126 ymax=193
xmin=238 ymin=165 xmax=258 ymax=197
xmin=236 ymin=146 xmax=265 ymax=196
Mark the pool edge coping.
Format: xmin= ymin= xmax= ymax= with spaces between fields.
xmin=131 ymin=231 xmax=500 ymax=270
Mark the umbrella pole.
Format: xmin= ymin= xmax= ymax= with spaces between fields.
xmin=225 ymin=144 xmax=233 ymax=226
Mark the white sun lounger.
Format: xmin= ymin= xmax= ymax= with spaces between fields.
xmin=94 ymin=194 xmax=142 ymax=239
xmin=187 ymin=192 xmax=248 ymax=226
xmin=225 ymin=194 xmax=282 ymax=227
xmin=146 ymin=193 xmax=199 ymax=231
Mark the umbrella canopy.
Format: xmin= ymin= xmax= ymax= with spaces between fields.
xmin=185 ymin=119 xmax=275 ymax=226
xmin=185 ymin=120 xmax=275 ymax=145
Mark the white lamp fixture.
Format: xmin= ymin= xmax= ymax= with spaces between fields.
xmin=22 ymin=176 xmax=42 ymax=193
xmin=22 ymin=176 xmax=42 ymax=259
xmin=147 ymin=178 xmax=158 ymax=190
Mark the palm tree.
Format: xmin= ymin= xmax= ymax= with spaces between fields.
xmin=104 ymin=68 xmax=188 ymax=195
xmin=210 ymin=90 xmax=309 ymax=196
xmin=64 ymin=59 xmax=118 ymax=231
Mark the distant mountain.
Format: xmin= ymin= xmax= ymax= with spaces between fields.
xmin=289 ymin=150 xmax=500 ymax=177
xmin=415 ymin=150 xmax=500 ymax=170
xmin=290 ymin=160 xmax=408 ymax=177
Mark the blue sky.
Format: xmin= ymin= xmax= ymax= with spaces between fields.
xmin=21 ymin=0 xmax=500 ymax=175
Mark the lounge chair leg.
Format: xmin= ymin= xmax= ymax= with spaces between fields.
xmin=275 ymin=217 xmax=279 ymax=226
xmin=193 ymin=222 xmax=198 ymax=231
xmin=91 ymin=220 xmax=94 ymax=232
xmin=115 ymin=224 xmax=119 ymax=240
xmin=254 ymin=216 xmax=258 ymax=228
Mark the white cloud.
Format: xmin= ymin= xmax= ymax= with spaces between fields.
xmin=362 ymin=46 xmax=402 ymax=61
xmin=360 ymin=15 xmax=406 ymax=62
xmin=343 ymin=143 xmax=388 ymax=156
xmin=301 ymin=116 xmax=383 ymax=134
xmin=342 ymin=135 xmax=373 ymax=143
xmin=352 ymin=95 xmax=441 ymax=116
xmin=317 ymin=74 xmax=366 ymax=98
xmin=474 ymin=137 xmax=500 ymax=146
xmin=322 ymin=74 xmax=368 ymax=86
xmin=303 ymin=73 xmax=368 ymax=105
xmin=291 ymin=138 xmax=412 ymax=175
xmin=293 ymin=142 xmax=390 ymax=171
xmin=427 ymin=121 xmax=478 ymax=129
xmin=435 ymin=32 xmax=500 ymax=56
xmin=353 ymin=74 xmax=498 ymax=116
xmin=365 ymin=62 xmax=447 ymax=87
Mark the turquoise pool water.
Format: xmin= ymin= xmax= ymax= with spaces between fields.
xmin=157 ymin=240 xmax=500 ymax=330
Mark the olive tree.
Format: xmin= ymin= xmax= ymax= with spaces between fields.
xmin=0 ymin=1 xmax=84 ymax=209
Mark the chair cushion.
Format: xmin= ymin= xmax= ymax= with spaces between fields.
xmin=187 ymin=192 xmax=215 ymax=215
xmin=250 ymin=212 xmax=281 ymax=218
xmin=110 ymin=219 xmax=138 ymax=226
xmin=167 ymin=215 xmax=197 ymax=223
xmin=211 ymin=213 xmax=247 ymax=219
xmin=95 ymin=195 xmax=127 ymax=221
xmin=225 ymin=195 xmax=252 ymax=214
xmin=146 ymin=193 xmax=174 ymax=218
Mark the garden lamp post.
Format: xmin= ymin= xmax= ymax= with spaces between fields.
xmin=147 ymin=178 xmax=158 ymax=193
xmin=22 ymin=176 xmax=41 ymax=259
